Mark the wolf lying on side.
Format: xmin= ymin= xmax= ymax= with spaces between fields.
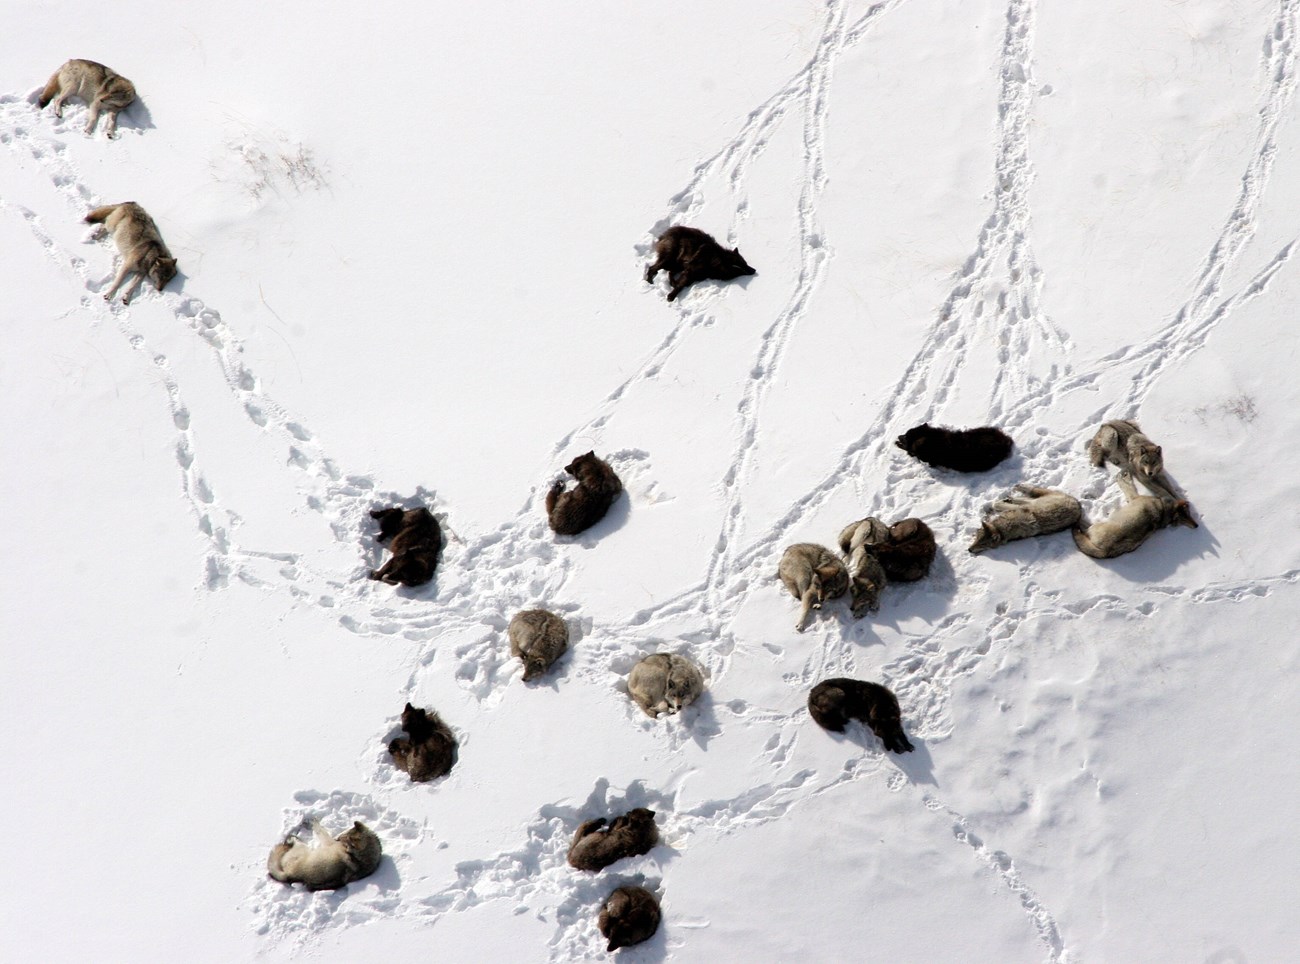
xmin=628 ymin=653 xmax=704 ymax=718
xmin=369 ymin=506 xmax=442 ymax=587
xmin=1073 ymin=473 xmax=1197 ymax=559
xmin=1086 ymin=419 xmax=1184 ymax=504
xmin=896 ymin=423 xmax=1014 ymax=473
xmin=836 ymin=518 xmax=890 ymax=616
xmin=508 ymin=608 xmax=569 ymax=681
xmin=644 ymin=225 xmax=755 ymax=302
xmin=567 ymin=808 xmax=659 ymax=871
xmin=39 ymin=59 xmax=136 ymax=137
xmin=968 ymin=485 xmax=1082 ymax=554
xmin=598 ymin=885 xmax=662 ymax=952
xmin=546 ymin=451 xmax=623 ymax=536
xmin=267 ymin=818 xmax=382 ymax=891
xmin=84 ymin=203 xmax=178 ymax=304
xmin=388 ymin=703 xmax=458 ymax=782
xmin=778 ymin=543 xmax=849 ymax=631
xmin=808 ymin=678 xmax=914 ymax=754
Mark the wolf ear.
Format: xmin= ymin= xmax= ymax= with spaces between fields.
xmin=403 ymin=702 xmax=416 ymax=713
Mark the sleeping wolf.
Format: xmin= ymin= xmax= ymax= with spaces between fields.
xmin=778 ymin=543 xmax=849 ymax=631
xmin=39 ymin=59 xmax=136 ymax=137
xmin=1072 ymin=473 xmax=1197 ymax=559
xmin=267 ymin=818 xmax=382 ymax=891
xmin=83 ymin=202 xmax=177 ymax=304
xmin=567 ymin=808 xmax=659 ymax=871
xmin=644 ymin=226 xmax=755 ymax=301
xmin=628 ymin=652 xmax=704 ymax=718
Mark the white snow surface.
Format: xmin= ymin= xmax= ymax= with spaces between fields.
xmin=3 ymin=1 xmax=1299 ymax=961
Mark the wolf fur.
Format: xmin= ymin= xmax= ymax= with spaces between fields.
xmin=1072 ymin=473 xmax=1198 ymax=559
xmin=627 ymin=652 xmax=704 ymax=718
xmin=508 ymin=608 xmax=569 ymax=681
xmin=387 ymin=703 xmax=458 ymax=781
xmin=598 ymin=885 xmax=662 ymax=952
xmin=808 ymin=678 xmax=914 ymax=753
xmin=644 ymin=225 xmax=756 ymax=302
xmin=567 ymin=808 xmax=659 ymax=872
xmin=1085 ymin=419 xmax=1181 ymax=502
xmin=83 ymin=202 xmax=177 ymax=304
xmin=39 ymin=59 xmax=136 ymax=137
xmin=369 ymin=506 xmax=441 ymax=587
xmin=836 ymin=517 xmax=891 ymax=617
xmin=868 ymin=518 xmax=937 ymax=583
xmin=968 ymin=485 xmax=1082 ymax=554
xmin=777 ymin=543 xmax=849 ymax=631
xmin=267 ymin=818 xmax=382 ymax=891
xmin=895 ymin=423 xmax=1014 ymax=473
xmin=546 ymin=451 xmax=623 ymax=536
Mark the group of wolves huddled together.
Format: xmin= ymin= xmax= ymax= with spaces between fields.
xmin=774 ymin=418 xmax=1198 ymax=755
xmin=38 ymin=66 xmax=1200 ymax=950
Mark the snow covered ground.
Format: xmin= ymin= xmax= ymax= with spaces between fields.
xmin=3 ymin=0 xmax=1299 ymax=960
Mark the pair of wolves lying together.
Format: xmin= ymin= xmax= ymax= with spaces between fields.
xmin=568 ymin=809 xmax=662 ymax=950
xmin=778 ymin=517 xmax=938 ymax=631
xmin=37 ymin=61 xmax=180 ymax=304
xmin=967 ymin=420 xmax=1196 ymax=559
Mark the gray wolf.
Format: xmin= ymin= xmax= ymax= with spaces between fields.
xmin=267 ymin=817 xmax=382 ymax=891
xmin=388 ymin=702 xmax=457 ymax=781
xmin=508 ymin=609 xmax=569 ymax=681
xmin=567 ymin=808 xmax=659 ymax=871
xmin=1086 ymin=419 xmax=1180 ymax=501
xmin=837 ymin=517 xmax=890 ymax=617
xmin=968 ymin=484 xmax=1082 ymax=554
xmin=83 ymin=202 xmax=177 ymax=304
xmin=777 ymin=543 xmax=849 ymax=631
xmin=546 ymin=451 xmax=623 ymax=536
xmin=1072 ymin=473 xmax=1197 ymax=559
xmin=896 ymin=423 xmax=1014 ymax=472
xmin=598 ymin=885 xmax=662 ymax=952
xmin=39 ymin=59 xmax=136 ymax=137
xmin=369 ymin=506 xmax=441 ymax=587
xmin=628 ymin=653 xmax=704 ymax=718
xmin=808 ymin=678 xmax=914 ymax=753
xmin=644 ymin=226 xmax=755 ymax=301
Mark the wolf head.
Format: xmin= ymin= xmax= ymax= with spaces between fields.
xmin=1167 ymin=499 xmax=1198 ymax=529
xmin=895 ymin=424 xmax=929 ymax=454
xmin=149 ymin=255 xmax=178 ymax=291
xmin=664 ymin=665 xmax=698 ymax=711
xmin=712 ymin=247 xmax=756 ymax=280
xmin=521 ymin=658 xmax=548 ymax=682
xmin=338 ymin=822 xmax=382 ymax=873
xmin=1128 ymin=437 xmax=1164 ymax=477
xmin=967 ymin=521 xmax=1002 ymax=554
xmin=564 ymin=451 xmax=598 ymax=476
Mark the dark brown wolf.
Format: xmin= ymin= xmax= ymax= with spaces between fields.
xmin=545 ymin=452 xmax=622 ymax=536
xmin=808 ymin=678 xmax=914 ymax=753
xmin=598 ymin=885 xmax=662 ymax=952
xmin=369 ymin=506 xmax=441 ymax=586
xmin=567 ymin=808 xmax=659 ymax=871
xmin=896 ymin=423 xmax=1014 ymax=472
xmin=388 ymin=703 xmax=457 ymax=782
xmin=870 ymin=518 xmax=936 ymax=582
xmin=644 ymin=226 xmax=755 ymax=301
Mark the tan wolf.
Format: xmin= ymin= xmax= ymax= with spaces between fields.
xmin=836 ymin=517 xmax=891 ymax=617
xmin=39 ymin=59 xmax=136 ymax=138
xmin=508 ymin=608 xmax=569 ymax=681
xmin=1085 ymin=419 xmax=1181 ymax=502
xmin=83 ymin=202 xmax=178 ymax=304
xmin=266 ymin=817 xmax=382 ymax=891
xmin=1073 ymin=473 xmax=1197 ymax=559
xmin=627 ymin=652 xmax=704 ymax=718
xmin=968 ymin=485 xmax=1082 ymax=554
xmin=777 ymin=543 xmax=849 ymax=631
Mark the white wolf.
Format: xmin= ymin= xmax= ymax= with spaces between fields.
xmin=84 ymin=202 xmax=178 ymax=304
xmin=39 ymin=59 xmax=136 ymax=137
xmin=266 ymin=817 xmax=382 ymax=891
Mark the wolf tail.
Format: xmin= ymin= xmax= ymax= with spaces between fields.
xmin=83 ymin=204 xmax=118 ymax=224
xmin=38 ymin=73 xmax=60 ymax=108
